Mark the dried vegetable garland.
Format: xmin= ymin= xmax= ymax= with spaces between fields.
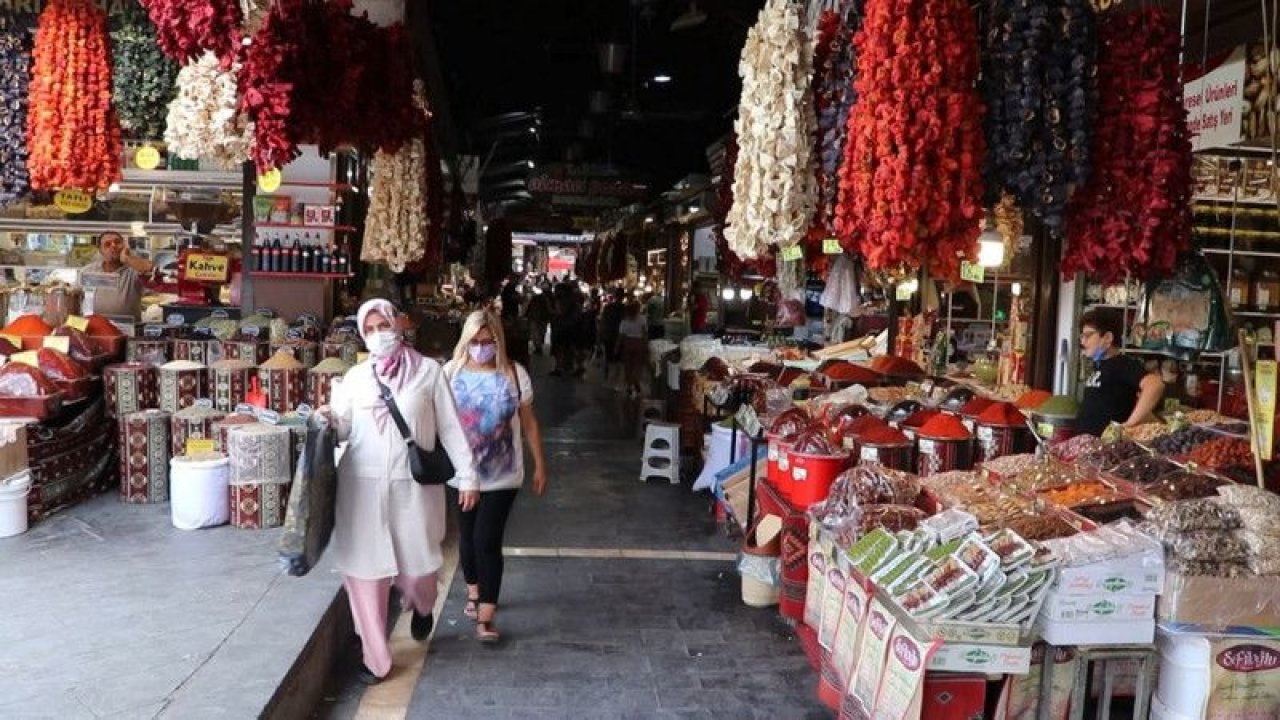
xmin=0 ymin=18 xmax=31 ymax=205
xmin=723 ymin=0 xmax=817 ymax=260
xmin=835 ymin=0 xmax=985 ymax=279
xmin=1063 ymin=8 xmax=1191 ymax=282
xmin=713 ymin=135 xmax=748 ymax=282
xmin=362 ymin=82 xmax=432 ymax=273
xmin=111 ymin=9 xmax=179 ymax=139
xmin=139 ymin=0 xmax=242 ymax=65
xmin=26 ymin=0 xmax=122 ymax=192
xmin=163 ymin=51 xmax=253 ymax=167
xmin=811 ymin=2 xmax=863 ymax=236
xmin=981 ymin=0 xmax=1095 ymax=234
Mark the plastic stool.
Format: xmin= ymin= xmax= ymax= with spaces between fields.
xmin=636 ymin=398 xmax=665 ymax=439
xmin=641 ymin=421 xmax=681 ymax=484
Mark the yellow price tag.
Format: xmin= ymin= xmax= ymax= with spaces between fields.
xmin=823 ymin=238 xmax=842 ymax=255
xmin=257 ymin=168 xmax=283 ymax=193
xmin=0 ymin=333 xmax=22 ymax=349
xmin=41 ymin=336 xmax=70 ymax=354
xmin=186 ymin=438 xmax=217 ymax=455
xmin=356 ymin=351 xmax=370 ymax=364
xmin=134 ymin=146 xmax=161 ymax=170
xmin=65 ymin=315 xmax=89 ymax=332
xmin=960 ymin=261 xmax=985 ymax=284
xmin=896 ymin=285 xmax=913 ymax=301
xmin=54 ymin=189 xmax=94 ymax=214
xmin=10 ymin=351 xmax=38 ymax=367
xmin=781 ymin=245 xmax=803 ymax=262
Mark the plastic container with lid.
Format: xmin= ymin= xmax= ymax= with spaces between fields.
xmin=1229 ymin=267 xmax=1251 ymax=309
xmin=1254 ymin=268 xmax=1280 ymax=311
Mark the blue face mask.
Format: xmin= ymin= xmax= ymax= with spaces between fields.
xmin=1089 ymin=347 xmax=1107 ymax=363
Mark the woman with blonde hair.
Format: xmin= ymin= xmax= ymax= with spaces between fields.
xmin=444 ymin=309 xmax=547 ymax=644
xmin=319 ymin=299 xmax=478 ymax=684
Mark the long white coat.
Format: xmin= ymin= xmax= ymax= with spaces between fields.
xmin=329 ymin=358 xmax=477 ymax=580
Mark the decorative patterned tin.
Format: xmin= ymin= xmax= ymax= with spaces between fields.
xmin=229 ymin=481 xmax=290 ymax=529
xmin=269 ymin=340 xmax=320 ymax=369
xmin=212 ymin=413 xmax=259 ymax=454
xmin=973 ymin=421 xmax=1034 ymax=464
xmin=257 ymin=366 xmax=306 ymax=414
xmin=208 ymin=360 xmax=255 ymax=412
xmin=171 ymin=338 xmax=215 ymax=365
xmin=126 ymin=338 xmax=170 ymax=364
xmin=321 ymin=339 xmax=361 ymax=365
xmin=857 ymin=439 xmax=914 ymax=472
xmin=104 ymin=363 xmax=159 ymax=419
xmin=306 ymin=358 xmax=350 ymax=408
xmin=170 ymin=402 xmax=228 ymax=458
xmin=158 ymin=361 xmax=208 ymax=413
xmin=226 ymin=423 xmax=293 ymax=485
xmin=915 ymin=434 xmax=975 ymax=477
xmin=221 ymin=339 xmax=271 ymax=365
xmin=119 ymin=409 xmax=171 ymax=503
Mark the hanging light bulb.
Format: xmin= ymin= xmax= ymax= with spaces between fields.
xmin=739 ymin=287 xmax=754 ymax=301
xmin=721 ymin=287 xmax=736 ymax=301
xmin=977 ymin=211 xmax=1005 ymax=268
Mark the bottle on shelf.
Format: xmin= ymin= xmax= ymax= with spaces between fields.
xmin=289 ymin=238 xmax=301 ymax=273
xmin=269 ymin=237 xmax=283 ymax=273
xmin=301 ymin=241 xmax=314 ymax=274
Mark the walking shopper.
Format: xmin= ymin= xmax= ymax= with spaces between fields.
xmin=319 ymin=299 xmax=478 ymax=684
xmin=445 ymin=310 xmax=548 ymax=644
xmin=617 ymin=301 xmax=649 ymax=397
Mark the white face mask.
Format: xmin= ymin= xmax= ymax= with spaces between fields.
xmin=365 ymin=330 xmax=401 ymax=358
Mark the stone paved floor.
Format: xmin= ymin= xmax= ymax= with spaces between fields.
xmin=319 ymin=357 xmax=830 ymax=719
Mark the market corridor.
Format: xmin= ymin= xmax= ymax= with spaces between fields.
xmin=319 ymin=359 xmax=829 ymax=719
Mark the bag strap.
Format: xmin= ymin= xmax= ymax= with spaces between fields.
xmin=512 ymin=364 xmax=522 ymax=405
xmin=372 ymin=369 xmax=415 ymax=445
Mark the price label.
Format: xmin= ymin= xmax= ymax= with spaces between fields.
xmin=960 ymin=261 xmax=985 ymax=284
xmin=235 ymin=403 xmax=257 ymax=414
xmin=186 ymin=438 xmax=216 ymax=455
xmin=256 ymin=409 xmax=282 ymax=425
xmin=166 ymin=314 xmax=185 ymax=327
xmin=918 ymin=438 xmax=936 ymax=456
xmin=295 ymin=403 xmax=313 ymax=418
xmin=195 ymin=398 xmax=214 ymax=409
xmin=0 ymin=333 xmax=22 ymax=349
xmin=54 ymin=189 xmax=93 ymax=214
xmin=823 ymin=238 xmax=843 ymax=255
xmin=242 ymin=325 xmax=260 ymax=337
xmin=735 ymin=404 xmax=762 ymax=437
xmin=134 ymin=146 xmax=161 ymax=170
xmin=255 ymin=307 xmax=276 ymax=318
xmin=210 ymin=309 xmax=230 ymax=320
xmin=41 ymin=336 xmax=70 ymax=353
xmin=1257 ymin=360 xmax=1277 ymax=460
xmin=287 ymin=328 xmax=303 ymax=340
xmin=143 ymin=324 xmax=165 ymax=338
xmin=257 ymin=168 xmax=283 ymax=193
xmin=781 ymin=245 xmax=804 ymax=262
xmin=861 ymin=446 xmax=880 ymax=463
xmin=10 ymin=350 xmax=38 ymax=367
xmin=896 ymin=285 xmax=913 ymax=301
xmin=65 ymin=316 xmax=89 ymax=332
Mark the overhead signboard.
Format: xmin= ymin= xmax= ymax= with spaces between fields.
xmin=528 ymin=164 xmax=649 ymax=210
xmin=1184 ymin=45 xmax=1246 ymax=151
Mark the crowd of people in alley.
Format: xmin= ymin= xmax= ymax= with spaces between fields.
xmin=485 ymin=274 xmax=666 ymax=397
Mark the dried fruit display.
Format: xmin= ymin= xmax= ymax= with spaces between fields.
xmin=980 ymin=0 xmax=1095 ymax=233
xmin=0 ymin=17 xmax=31 ymax=205
xmin=26 ymin=0 xmax=122 ymax=192
xmin=362 ymin=83 xmax=432 ymax=272
xmin=163 ymin=51 xmax=253 ymax=167
xmin=723 ymin=0 xmax=817 ymax=259
xmin=1062 ymin=8 xmax=1191 ymax=282
xmin=1184 ymin=437 xmax=1254 ymax=471
xmin=138 ymin=0 xmax=242 ymax=64
xmin=810 ymin=3 xmax=864 ymax=236
xmin=835 ymin=0 xmax=985 ymax=278
xmin=111 ymin=8 xmax=178 ymax=139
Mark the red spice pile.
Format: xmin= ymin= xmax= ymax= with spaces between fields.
xmin=977 ymin=402 xmax=1027 ymax=426
xmin=959 ymin=397 xmax=995 ymax=417
xmin=860 ymin=425 xmax=909 ymax=445
xmin=821 ymin=361 xmax=882 ymax=383
xmin=918 ymin=413 xmax=972 ymax=439
xmin=902 ymin=409 xmax=943 ymax=429
xmin=85 ymin=314 xmax=124 ymax=337
xmin=3 ymin=314 xmax=52 ymax=337
xmin=1014 ymin=390 xmax=1051 ymax=410
xmin=871 ymin=356 xmax=926 ymax=377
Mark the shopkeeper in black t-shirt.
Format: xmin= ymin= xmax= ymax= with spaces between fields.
xmin=1075 ymin=311 xmax=1165 ymax=436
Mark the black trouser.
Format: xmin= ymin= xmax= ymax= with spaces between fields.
xmin=454 ymin=488 xmax=519 ymax=605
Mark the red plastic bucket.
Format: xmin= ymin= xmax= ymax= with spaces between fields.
xmin=785 ymin=449 xmax=851 ymax=508
xmin=974 ymin=421 xmax=1034 ymax=463
xmin=916 ymin=433 xmax=974 ymax=477
xmin=856 ymin=439 xmax=914 ymax=471
xmin=767 ymin=432 xmax=797 ymax=500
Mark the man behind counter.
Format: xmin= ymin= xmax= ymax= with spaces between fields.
xmin=1075 ymin=310 xmax=1165 ymax=436
xmin=81 ymin=232 xmax=154 ymax=321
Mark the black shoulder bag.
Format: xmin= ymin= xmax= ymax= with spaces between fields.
xmin=373 ymin=371 xmax=454 ymax=485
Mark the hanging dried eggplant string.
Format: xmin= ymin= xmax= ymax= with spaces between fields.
xmin=0 ymin=17 xmax=31 ymax=206
xmin=111 ymin=6 xmax=179 ymax=140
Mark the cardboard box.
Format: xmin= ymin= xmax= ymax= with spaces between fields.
xmin=1040 ymin=593 xmax=1157 ymax=624
xmin=1036 ymin=617 xmax=1155 ymax=646
xmin=928 ymin=642 xmax=1033 ymax=675
xmin=1052 ymin=557 xmax=1165 ymax=597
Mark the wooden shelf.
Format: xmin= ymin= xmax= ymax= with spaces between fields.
xmin=1086 ymin=303 xmax=1139 ymax=310
xmin=250 ymin=271 xmax=352 ymax=279
xmin=274 ymin=182 xmax=357 ymax=191
xmin=254 ymin=223 xmax=357 ymax=232
xmin=1201 ymin=247 xmax=1280 ymax=259
xmin=1233 ymin=310 xmax=1280 ymax=318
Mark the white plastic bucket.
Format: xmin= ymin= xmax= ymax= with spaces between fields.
xmin=170 ymin=454 xmax=231 ymax=530
xmin=1156 ymin=632 xmax=1210 ymax=719
xmin=0 ymin=470 xmax=32 ymax=538
xmin=1151 ymin=693 xmax=1199 ymax=720
xmin=693 ymin=422 xmax=752 ymax=492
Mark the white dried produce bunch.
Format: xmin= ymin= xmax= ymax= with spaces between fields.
xmin=163 ymin=51 xmax=253 ymax=168
xmin=723 ymin=0 xmax=817 ymax=259
xmin=363 ymin=138 xmax=428 ymax=272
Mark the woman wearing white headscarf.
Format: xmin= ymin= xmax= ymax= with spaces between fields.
xmin=320 ymin=298 xmax=477 ymax=684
